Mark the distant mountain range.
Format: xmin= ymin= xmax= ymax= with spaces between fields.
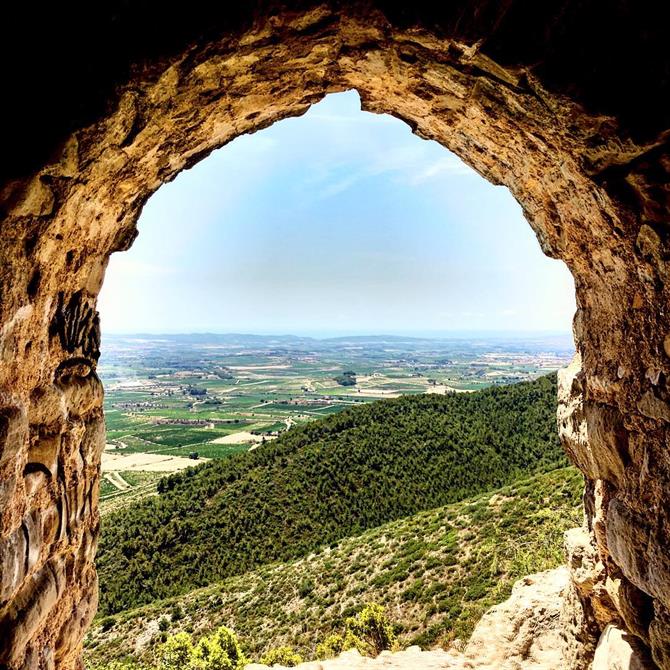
xmin=102 ymin=331 xmax=575 ymax=354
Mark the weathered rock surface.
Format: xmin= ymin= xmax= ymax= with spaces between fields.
xmin=463 ymin=568 xmax=568 ymax=669
xmin=0 ymin=2 xmax=669 ymax=669
xmin=247 ymin=647 xmax=461 ymax=670
xmin=592 ymin=624 xmax=656 ymax=670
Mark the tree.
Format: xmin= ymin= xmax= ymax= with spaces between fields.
xmin=157 ymin=633 xmax=193 ymax=670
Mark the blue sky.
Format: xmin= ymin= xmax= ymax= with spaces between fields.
xmin=98 ymin=91 xmax=575 ymax=336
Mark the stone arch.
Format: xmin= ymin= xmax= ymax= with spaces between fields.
xmin=0 ymin=3 xmax=669 ymax=668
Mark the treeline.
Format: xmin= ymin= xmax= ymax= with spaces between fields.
xmin=97 ymin=375 xmax=565 ymax=614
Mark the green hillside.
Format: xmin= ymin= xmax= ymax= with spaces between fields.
xmin=97 ymin=375 xmax=565 ymax=615
xmin=87 ymin=467 xmax=582 ymax=666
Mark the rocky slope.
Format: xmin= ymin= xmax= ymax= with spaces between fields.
xmin=85 ymin=468 xmax=582 ymax=665
xmin=248 ymin=568 xmax=655 ymax=670
xmin=247 ymin=568 xmax=570 ymax=670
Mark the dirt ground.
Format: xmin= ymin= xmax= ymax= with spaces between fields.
xmin=101 ymin=452 xmax=208 ymax=472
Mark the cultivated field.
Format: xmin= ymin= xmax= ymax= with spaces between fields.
xmin=98 ymin=333 xmax=574 ymax=514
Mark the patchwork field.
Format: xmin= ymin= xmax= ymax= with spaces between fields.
xmin=98 ymin=333 xmax=573 ymax=514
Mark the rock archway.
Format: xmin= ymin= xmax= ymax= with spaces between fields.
xmin=1 ymin=2 xmax=669 ymax=668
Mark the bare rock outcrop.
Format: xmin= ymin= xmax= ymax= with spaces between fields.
xmin=0 ymin=2 xmax=669 ymax=668
xmin=247 ymin=647 xmax=462 ymax=670
xmin=592 ymin=624 xmax=656 ymax=670
xmin=463 ymin=568 xmax=567 ymax=669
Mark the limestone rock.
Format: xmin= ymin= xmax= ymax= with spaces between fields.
xmin=463 ymin=568 xmax=568 ymax=669
xmin=246 ymin=646 xmax=462 ymax=670
xmin=593 ymin=624 xmax=656 ymax=670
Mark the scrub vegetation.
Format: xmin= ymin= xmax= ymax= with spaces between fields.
xmin=86 ymin=467 xmax=582 ymax=666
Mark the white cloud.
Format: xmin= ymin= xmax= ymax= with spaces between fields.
xmin=409 ymin=156 xmax=475 ymax=185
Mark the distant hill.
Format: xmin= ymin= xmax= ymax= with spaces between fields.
xmin=88 ymin=467 xmax=582 ymax=666
xmin=97 ymin=374 xmax=565 ymax=615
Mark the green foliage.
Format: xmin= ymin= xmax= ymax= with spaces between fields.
xmin=315 ymin=631 xmax=365 ymax=660
xmin=260 ymin=647 xmax=303 ymax=667
xmin=345 ymin=604 xmax=396 ymax=656
xmin=334 ymin=371 xmax=357 ymax=386
xmin=97 ymin=375 xmax=564 ymax=614
xmin=100 ymin=616 xmax=117 ymax=632
xmin=156 ymin=633 xmax=193 ymax=670
xmin=148 ymin=628 xmax=246 ymax=670
xmin=86 ymin=468 xmax=583 ymax=667
xmin=87 ymin=662 xmax=145 ymax=670
xmin=206 ymin=627 xmax=247 ymax=670
xmin=314 ymin=603 xmax=395 ymax=659
xmin=315 ymin=634 xmax=345 ymax=660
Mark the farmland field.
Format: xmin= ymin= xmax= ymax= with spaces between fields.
xmin=98 ymin=332 xmax=573 ymax=514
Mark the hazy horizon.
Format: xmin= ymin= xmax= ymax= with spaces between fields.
xmin=99 ymin=90 xmax=576 ymax=335
xmin=102 ymin=328 xmax=575 ymax=341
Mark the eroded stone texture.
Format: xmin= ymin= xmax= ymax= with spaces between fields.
xmin=0 ymin=2 xmax=669 ymax=668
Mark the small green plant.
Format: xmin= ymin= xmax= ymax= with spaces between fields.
xmin=260 ymin=646 xmax=303 ymax=667
xmin=345 ymin=604 xmax=396 ymax=656
xmin=156 ymin=632 xmax=193 ymax=670
xmin=315 ymin=631 xmax=365 ymax=660
xmin=100 ymin=616 xmax=117 ymax=632
xmin=158 ymin=616 xmax=170 ymax=632
xmin=153 ymin=628 xmax=246 ymax=670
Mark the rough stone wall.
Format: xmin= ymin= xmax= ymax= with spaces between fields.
xmin=0 ymin=2 xmax=668 ymax=668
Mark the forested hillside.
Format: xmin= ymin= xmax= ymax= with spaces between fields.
xmin=97 ymin=375 xmax=564 ymax=614
xmin=87 ymin=467 xmax=582 ymax=667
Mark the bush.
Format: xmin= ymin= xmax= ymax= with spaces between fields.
xmin=156 ymin=632 xmax=193 ymax=670
xmin=100 ymin=616 xmax=117 ymax=632
xmin=345 ymin=604 xmax=396 ymax=656
xmin=204 ymin=627 xmax=247 ymax=670
xmin=87 ymin=662 xmax=143 ymax=670
xmin=315 ymin=631 xmax=364 ymax=660
xmin=260 ymin=647 xmax=303 ymax=667
xmin=154 ymin=628 xmax=246 ymax=670
xmin=158 ymin=616 xmax=170 ymax=632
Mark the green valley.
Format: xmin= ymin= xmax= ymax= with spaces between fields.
xmin=96 ymin=374 xmax=566 ymax=615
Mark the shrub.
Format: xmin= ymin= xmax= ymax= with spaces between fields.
xmin=87 ymin=662 xmax=143 ymax=670
xmin=345 ymin=604 xmax=396 ymax=656
xmin=297 ymin=578 xmax=314 ymax=598
xmin=158 ymin=616 xmax=170 ymax=632
xmin=154 ymin=628 xmax=246 ymax=670
xmin=315 ymin=631 xmax=365 ymax=660
xmin=206 ymin=627 xmax=247 ymax=670
xmin=100 ymin=616 xmax=117 ymax=632
xmin=156 ymin=632 xmax=193 ymax=670
xmin=260 ymin=647 xmax=303 ymax=667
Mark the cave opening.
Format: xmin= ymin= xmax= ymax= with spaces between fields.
xmin=0 ymin=5 xmax=667 ymax=669
xmin=86 ymin=90 xmax=579 ymax=665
